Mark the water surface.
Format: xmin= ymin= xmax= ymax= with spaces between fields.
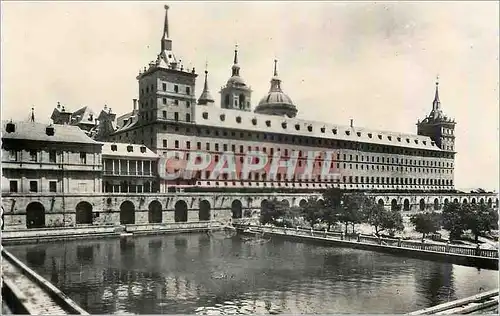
xmin=7 ymin=233 xmax=498 ymax=314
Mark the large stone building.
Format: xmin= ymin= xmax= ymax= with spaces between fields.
xmin=1 ymin=5 xmax=497 ymax=231
xmin=96 ymin=5 xmax=455 ymax=194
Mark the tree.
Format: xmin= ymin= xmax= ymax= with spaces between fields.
xmin=322 ymin=188 xmax=343 ymax=231
xmin=442 ymin=202 xmax=468 ymax=240
xmin=259 ymin=198 xmax=289 ymax=226
xmin=410 ymin=212 xmax=442 ymax=240
xmin=338 ymin=193 xmax=368 ymax=235
xmin=301 ymin=197 xmax=325 ymax=228
xmin=365 ymin=203 xmax=404 ymax=236
xmin=464 ymin=203 xmax=498 ymax=243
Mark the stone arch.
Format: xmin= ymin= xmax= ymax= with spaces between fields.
xmin=378 ymin=199 xmax=384 ymax=207
xmin=26 ymin=202 xmax=45 ymax=229
xmin=317 ymin=199 xmax=324 ymax=206
xmin=299 ymin=199 xmax=307 ymax=208
xmin=444 ymin=198 xmax=449 ymax=206
xmin=471 ymin=198 xmax=476 ymax=204
xmin=391 ymin=199 xmax=398 ymax=211
xmin=75 ymin=201 xmax=93 ymax=225
xmin=462 ymin=198 xmax=468 ymax=204
xmin=487 ymin=198 xmax=492 ymax=207
xmin=403 ymin=199 xmax=410 ymax=211
xmin=479 ymin=198 xmax=485 ymax=205
xmin=419 ymin=198 xmax=425 ymax=211
xmin=231 ymin=200 xmax=242 ymax=219
xmin=453 ymin=198 xmax=459 ymax=204
xmin=281 ymin=199 xmax=290 ymax=209
xmin=120 ymin=201 xmax=135 ymax=225
xmin=433 ymin=198 xmax=440 ymax=211
xmin=148 ymin=200 xmax=162 ymax=223
xmin=174 ymin=200 xmax=188 ymax=222
xmin=199 ymin=200 xmax=211 ymax=221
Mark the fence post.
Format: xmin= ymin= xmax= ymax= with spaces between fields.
xmin=324 ymin=228 xmax=327 ymax=238
xmin=357 ymin=234 xmax=361 ymax=242
xmin=340 ymin=232 xmax=344 ymax=241
xmin=421 ymin=239 xmax=425 ymax=250
xmin=397 ymin=237 xmax=402 ymax=247
xmin=445 ymin=241 xmax=450 ymax=253
xmin=475 ymin=244 xmax=481 ymax=257
xmin=310 ymin=227 xmax=314 ymax=236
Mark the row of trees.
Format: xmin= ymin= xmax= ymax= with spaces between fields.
xmin=260 ymin=188 xmax=498 ymax=242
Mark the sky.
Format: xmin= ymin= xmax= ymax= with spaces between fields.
xmin=1 ymin=1 xmax=499 ymax=191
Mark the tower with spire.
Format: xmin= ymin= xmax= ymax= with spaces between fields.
xmin=198 ymin=63 xmax=214 ymax=105
xmin=127 ymin=4 xmax=197 ymax=152
xmin=219 ymin=45 xmax=252 ymax=111
xmin=417 ymin=77 xmax=456 ymax=152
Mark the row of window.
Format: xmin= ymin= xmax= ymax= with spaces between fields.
xmin=176 ymin=171 xmax=453 ymax=186
xmin=111 ymin=122 xmax=454 ymax=160
xmin=7 ymin=150 xmax=88 ymax=164
xmin=141 ymin=83 xmax=192 ymax=96
xmin=201 ymin=111 xmax=453 ymax=150
xmin=9 ymin=180 xmax=56 ymax=193
xmin=159 ymin=141 xmax=453 ymax=168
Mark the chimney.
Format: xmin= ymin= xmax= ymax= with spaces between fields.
xmin=350 ymin=119 xmax=353 ymax=128
xmin=133 ymin=99 xmax=138 ymax=111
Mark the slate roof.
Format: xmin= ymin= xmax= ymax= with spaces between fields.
xmin=2 ymin=120 xmax=99 ymax=145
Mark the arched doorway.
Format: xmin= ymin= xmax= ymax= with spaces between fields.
xmin=453 ymin=198 xmax=459 ymax=204
xmin=120 ymin=201 xmax=135 ymax=225
xmin=281 ymin=199 xmax=290 ymax=209
xmin=463 ymin=198 xmax=468 ymax=204
xmin=299 ymin=199 xmax=307 ymax=208
xmin=444 ymin=198 xmax=449 ymax=206
xmin=391 ymin=199 xmax=398 ymax=211
xmin=75 ymin=201 xmax=93 ymax=225
xmin=471 ymin=198 xmax=476 ymax=205
xmin=378 ymin=199 xmax=384 ymax=207
xmin=148 ymin=201 xmax=162 ymax=223
xmin=419 ymin=199 xmax=426 ymax=211
xmin=433 ymin=198 xmax=439 ymax=211
xmin=487 ymin=198 xmax=492 ymax=208
xmin=480 ymin=198 xmax=485 ymax=205
xmin=231 ymin=200 xmax=242 ymax=219
xmin=174 ymin=200 xmax=188 ymax=222
xmin=403 ymin=199 xmax=410 ymax=211
xmin=199 ymin=200 xmax=211 ymax=221
xmin=26 ymin=202 xmax=45 ymax=229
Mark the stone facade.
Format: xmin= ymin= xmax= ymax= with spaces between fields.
xmin=2 ymin=191 xmax=498 ymax=230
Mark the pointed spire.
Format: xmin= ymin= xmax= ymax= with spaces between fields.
xmin=231 ymin=44 xmax=240 ymax=77
xmin=198 ymin=61 xmax=214 ymax=105
xmin=161 ymin=4 xmax=172 ymax=51
xmin=433 ymin=75 xmax=440 ymax=107
xmin=269 ymin=59 xmax=282 ymax=92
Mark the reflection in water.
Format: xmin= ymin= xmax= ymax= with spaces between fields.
xmin=7 ymin=233 xmax=499 ymax=314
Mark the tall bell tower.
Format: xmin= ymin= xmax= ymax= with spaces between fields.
xmin=417 ymin=78 xmax=456 ymax=152
xmin=219 ymin=46 xmax=252 ymax=111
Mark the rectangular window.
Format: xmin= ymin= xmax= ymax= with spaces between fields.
xmin=186 ymin=141 xmax=191 ymax=149
xmin=175 ymin=140 xmax=179 ymax=148
xmin=174 ymin=85 xmax=179 ymax=93
xmin=186 ymin=87 xmax=191 ymax=95
xmin=9 ymin=180 xmax=18 ymax=193
xmin=163 ymin=139 xmax=167 ymax=148
xmin=223 ymin=144 xmax=228 ymax=151
xmin=49 ymin=181 xmax=57 ymax=192
xmin=49 ymin=151 xmax=57 ymax=163
xmin=215 ymin=144 xmax=219 ymax=151
xmin=80 ymin=152 xmax=87 ymax=164
xmin=174 ymin=112 xmax=179 ymax=121
xmin=29 ymin=150 xmax=37 ymax=162
xmin=197 ymin=142 xmax=201 ymax=150
xmin=206 ymin=143 xmax=210 ymax=150
xmin=163 ymin=98 xmax=167 ymax=105
xmin=29 ymin=181 xmax=38 ymax=192
xmin=162 ymin=83 xmax=167 ymax=91
xmin=9 ymin=150 xmax=17 ymax=161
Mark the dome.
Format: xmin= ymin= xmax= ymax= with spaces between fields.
xmin=227 ymin=75 xmax=246 ymax=86
xmin=254 ymin=60 xmax=298 ymax=118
